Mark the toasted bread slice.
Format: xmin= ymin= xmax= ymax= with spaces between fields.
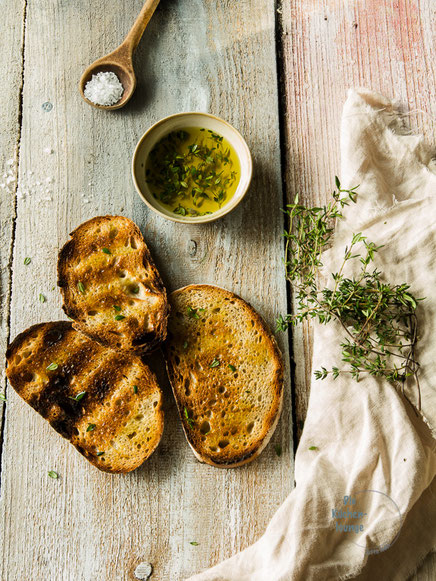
xmin=58 ymin=215 xmax=169 ymax=353
xmin=164 ymin=285 xmax=284 ymax=467
xmin=6 ymin=322 xmax=164 ymax=473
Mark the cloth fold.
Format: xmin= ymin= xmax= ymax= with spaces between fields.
xmin=187 ymin=89 xmax=436 ymax=581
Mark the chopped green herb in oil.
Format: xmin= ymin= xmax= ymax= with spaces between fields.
xmin=146 ymin=128 xmax=240 ymax=217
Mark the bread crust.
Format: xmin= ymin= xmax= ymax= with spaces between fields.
xmin=6 ymin=321 xmax=164 ymax=473
xmin=57 ymin=215 xmax=169 ymax=354
xmin=164 ymin=284 xmax=284 ymax=467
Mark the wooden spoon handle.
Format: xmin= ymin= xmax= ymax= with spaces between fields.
xmin=122 ymin=0 xmax=160 ymax=55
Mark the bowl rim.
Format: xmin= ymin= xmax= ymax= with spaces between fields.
xmin=131 ymin=112 xmax=253 ymax=224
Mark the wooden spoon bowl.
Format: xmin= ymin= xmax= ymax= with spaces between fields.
xmin=79 ymin=0 xmax=159 ymax=111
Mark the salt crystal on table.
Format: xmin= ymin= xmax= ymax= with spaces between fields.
xmin=84 ymin=71 xmax=124 ymax=107
xmin=44 ymin=147 xmax=53 ymax=154
xmin=134 ymin=562 xmax=153 ymax=580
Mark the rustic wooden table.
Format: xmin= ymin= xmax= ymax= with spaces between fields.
xmin=0 ymin=1 xmax=434 ymax=580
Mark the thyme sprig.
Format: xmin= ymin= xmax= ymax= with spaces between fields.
xmin=278 ymin=178 xmax=422 ymax=408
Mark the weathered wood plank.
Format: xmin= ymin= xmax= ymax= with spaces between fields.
xmin=279 ymin=0 xmax=436 ymax=577
xmin=0 ymin=0 xmax=26 ymax=440
xmin=0 ymin=1 xmax=292 ymax=579
xmin=279 ymin=0 xmax=436 ymax=434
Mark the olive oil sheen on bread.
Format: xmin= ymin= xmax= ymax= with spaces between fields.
xmin=145 ymin=127 xmax=241 ymax=218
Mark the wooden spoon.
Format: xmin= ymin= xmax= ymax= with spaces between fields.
xmin=79 ymin=0 xmax=160 ymax=111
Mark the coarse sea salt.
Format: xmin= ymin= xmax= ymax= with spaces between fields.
xmin=84 ymin=71 xmax=124 ymax=107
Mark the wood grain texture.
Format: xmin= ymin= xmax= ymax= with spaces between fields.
xmin=0 ymin=0 xmax=26 ymax=434
xmin=0 ymin=1 xmax=292 ymax=580
xmin=279 ymin=0 xmax=436 ymax=577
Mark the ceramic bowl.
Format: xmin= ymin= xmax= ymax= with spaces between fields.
xmin=132 ymin=112 xmax=252 ymax=224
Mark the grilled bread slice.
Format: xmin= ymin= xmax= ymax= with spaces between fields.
xmin=164 ymin=285 xmax=284 ymax=467
xmin=58 ymin=215 xmax=169 ymax=353
xmin=6 ymin=321 xmax=164 ymax=473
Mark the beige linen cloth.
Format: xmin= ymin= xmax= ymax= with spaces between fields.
xmin=187 ymin=89 xmax=436 ymax=581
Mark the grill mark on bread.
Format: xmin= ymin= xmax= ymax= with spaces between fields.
xmin=6 ymin=322 xmax=164 ymax=473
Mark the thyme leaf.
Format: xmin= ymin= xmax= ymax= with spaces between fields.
xmin=69 ymin=391 xmax=86 ymax=402
xmin=184 ymin=406 xmax=194 ymax=428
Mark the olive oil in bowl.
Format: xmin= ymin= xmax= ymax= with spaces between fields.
xmin=145 ymin=127 xmax=241 ymax=218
